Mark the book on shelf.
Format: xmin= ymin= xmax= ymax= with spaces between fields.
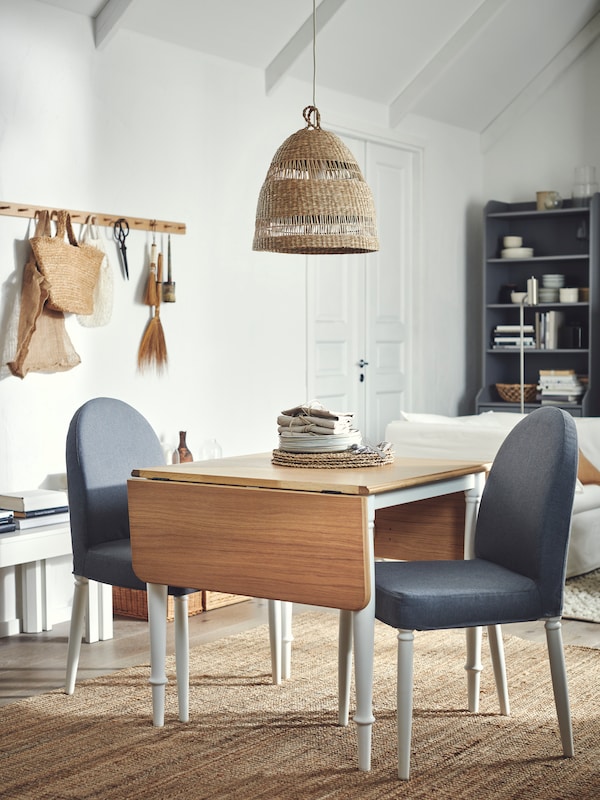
xmin=492 ymin=325 xmax=535 ymax=348
xmin=0 ymin=521 xmax=17 ymax=534
xmin=537 ymin=368 xmax=585 ymax=405
xmin=492 ymin=339 xmax=535 ymax=349
xmin=495 ymin=324 xmax=535 ymax=334
xmin=541 ymin=397 xmax=581 ymax=406
xmin=14 ymin=512 xmax=70 ymax=530
xmin=13 ymin=506 xmax=69 ymax=519
xmin=535 ymin=311 xmax=565 ymax=350
xmin=539 ymin=369 xmax=576 ymax=376
xmin=493 ymin=336 xmax=535 ymax=344
xmin=0 ymin=489 xmax=68 ymax=513
xmin=538 ymin=383 xmax=584 ymax=393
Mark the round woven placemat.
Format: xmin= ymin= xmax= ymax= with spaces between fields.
xmin=272 ymin=448 xmax=395 ymax=468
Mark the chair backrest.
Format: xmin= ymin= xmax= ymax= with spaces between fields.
xmin=474 ymin=406 xmax=577 ymax=617
xmin=66 ymin=397 xmax=164 ymax=576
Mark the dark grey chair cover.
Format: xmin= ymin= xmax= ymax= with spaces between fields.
xmin=66 ymin=396 xmax=198 ymax=596
xmin=374 ymin=406 xmax=578 ymax=778
xmin=65 ymin=397 xmax=198 ymax=698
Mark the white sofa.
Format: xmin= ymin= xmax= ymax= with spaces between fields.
xmin=385 ymin=411 xmax=600 ymax=579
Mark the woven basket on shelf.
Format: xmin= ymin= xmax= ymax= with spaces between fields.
xmin=272 ymin=448 xmax=395 ymax=469
xmin=495 ymin=383 xmax=537 ymax=403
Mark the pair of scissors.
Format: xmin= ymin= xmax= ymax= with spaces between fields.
xmin=114 ymin=218 xmax=129 ymax=279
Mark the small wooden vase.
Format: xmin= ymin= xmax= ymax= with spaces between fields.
xmin=175 ymin=430 xmax=193 ymax=463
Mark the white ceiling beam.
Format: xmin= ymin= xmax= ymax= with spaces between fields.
xmin=389 ymin=0 xmax=508 ymax=129
xmin=481 ymin=10 xmax=600 ymax=152
xmin=94 ymin=0 xmax=135 ymax=49
xmin=265 ymin=0 xmax=348 ymax=95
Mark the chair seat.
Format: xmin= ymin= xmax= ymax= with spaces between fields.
xmin=375 ymin=558 xmax=543 ymax=631
xmin=85 ymin=539 xmax=198 ymax=596
xmin=84 ymin=539 xmax=146 ymax=589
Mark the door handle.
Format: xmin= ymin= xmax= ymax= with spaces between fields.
xmin=357 ymin=359 xmax=369 ymax=368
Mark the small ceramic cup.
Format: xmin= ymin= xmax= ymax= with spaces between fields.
xmin=559 ymin=287 xmax=579 ymax=303
xmin=536 ymin=190 xmax=562 ymax=210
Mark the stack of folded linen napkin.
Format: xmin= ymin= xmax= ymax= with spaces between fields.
xmin=277 ymin=401 xmax=362 ymax=453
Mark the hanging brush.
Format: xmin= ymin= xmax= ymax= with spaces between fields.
xmin=162 ymin=234 xmax=176 ymax=302
xmin=138 ymin=250 xmax=167 ymax=373
xmin=143 ymin=226 xmax=158 ymax=306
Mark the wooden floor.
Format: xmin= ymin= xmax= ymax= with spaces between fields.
xmin=0 ymin=599 xmax=598 ymax=708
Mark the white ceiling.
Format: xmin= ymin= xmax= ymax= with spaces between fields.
xmin=37 ymin=0 xmax=600 ymax=134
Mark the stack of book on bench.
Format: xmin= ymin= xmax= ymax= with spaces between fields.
xmin=0 ymin=508 xmax=15 ymax=534
xmin=0 ymin=489 xmax=70 ymax=531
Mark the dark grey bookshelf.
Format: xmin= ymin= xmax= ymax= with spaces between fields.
xmin=476 ymin=194 xmax=600 ymax=417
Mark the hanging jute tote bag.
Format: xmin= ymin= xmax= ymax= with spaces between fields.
xmin=30 ymin=209 xmax=104 ymax=315
xmin=8 ymin=211 xmax=81 ymax=378
xmin=76 ymin=216 xmax=114 ymax=328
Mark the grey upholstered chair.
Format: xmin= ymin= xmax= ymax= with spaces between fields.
xmin=375 ymin=406 xmax=578 ymax=779
xmin=64 ymin=397 xmax=199 ymax=723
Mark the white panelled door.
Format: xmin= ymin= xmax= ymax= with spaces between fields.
xmin=307 ymin=137 xmax=419 ymax=443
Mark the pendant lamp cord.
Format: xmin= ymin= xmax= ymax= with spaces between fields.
xmin=312 ymin=0 xmax=317 ymax=108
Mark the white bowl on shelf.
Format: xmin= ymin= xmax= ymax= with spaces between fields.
xmin=559 ymin=287 xmax=579 ymax=303
xmin=503 ymin=236 xmax=523 ymax=248
xmin=511 ymin=291 xmax=527 ymax=304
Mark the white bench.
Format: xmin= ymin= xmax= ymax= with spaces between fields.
xmin=0 ymin=523 xmax=112 ymax=641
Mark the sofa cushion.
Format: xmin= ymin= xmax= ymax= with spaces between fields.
xmin=385 ymin=410 xmax=600 ymax=578
xmin=573 ymin=483 xmax=600 ymax=514
xmin=388 ymin=411 xmax=523 ymax=463
xmin=578 ymin=449 xmax=600 ymax=484
xmin=573 ymin=418 xmax=600 ymax=471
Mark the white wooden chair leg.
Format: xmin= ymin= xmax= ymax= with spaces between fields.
xmin=338 ymin=609 xmax=353 ymax=726
xmin=281 ymin=601 xmax=293 ymax=681
xmin=487 ymin=623 xmax=510 ymax=715
xmin=545 ymin=617 xmax=574 ymax=757
xmin=173 ymin=595 xmax=190 ymax=723
xmin=268 ymin=599 xmax=282 ymax=685
xmin=465 ymin=626 xmax=483 ymax=712
xmin=397 ymin=629 xmax=414 ymax=781
xmin=147 ymin=582 xmax=168 ymax=727
xmin=65 ymin=575 xmax=89 ymax=694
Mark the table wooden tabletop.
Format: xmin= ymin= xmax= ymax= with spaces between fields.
xmin=132 ymin=452 xmax=488 ymax=496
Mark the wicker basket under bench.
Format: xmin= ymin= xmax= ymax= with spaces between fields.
xmin=112 ymin=587 xmax=250 ymax=621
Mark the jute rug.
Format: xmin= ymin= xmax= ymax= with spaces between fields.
xmin=1 ymin=613 xmax=598 ymax=800
xmin=563 ymin=568 xmax=600 ymax=623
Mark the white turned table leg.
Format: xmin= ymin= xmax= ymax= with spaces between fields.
xmin=281 ymin=601 xmax=293 ymax=681
xmin=338 ymin=609 xmax=353 ymax=726
xmin=353 ymin=506 xmax=376 ymax=771
xmin=268 ymin=599 xmax=282 ymax=685
xmin=174 ymin=595 xmax=190 ymax=723
xmin=147 ymin=582 xmax=168 ymax=727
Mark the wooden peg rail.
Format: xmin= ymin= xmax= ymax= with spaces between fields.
xmin=0 ymin=200 xmax=186 ymax=235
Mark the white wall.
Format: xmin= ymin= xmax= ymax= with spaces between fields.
xmin=0 ymin=0 xmax=483 ymax=493
xmin=483 ymin=38 xmax=600 ymax=204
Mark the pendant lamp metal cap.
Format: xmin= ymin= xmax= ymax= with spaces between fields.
xmin=253 ymin=106 xmax=379 ymax=255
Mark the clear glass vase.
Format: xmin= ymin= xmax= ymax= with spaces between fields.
xmin=572 ymin=165 xmax=598 ymax=207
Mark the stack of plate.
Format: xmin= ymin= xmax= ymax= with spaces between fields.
xmin=542 ymin=274 xmax=565 ymax=288
xmin=539 ymin=287 xmax=559 ymax=303
xmin=278 ymin=430 xmax=362 ymax=453
xmin=501 ymin=246 xmax=534 ymax=259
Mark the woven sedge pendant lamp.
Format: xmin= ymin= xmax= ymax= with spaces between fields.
xmin=253 ymin=2 xmax=378 ymax=255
